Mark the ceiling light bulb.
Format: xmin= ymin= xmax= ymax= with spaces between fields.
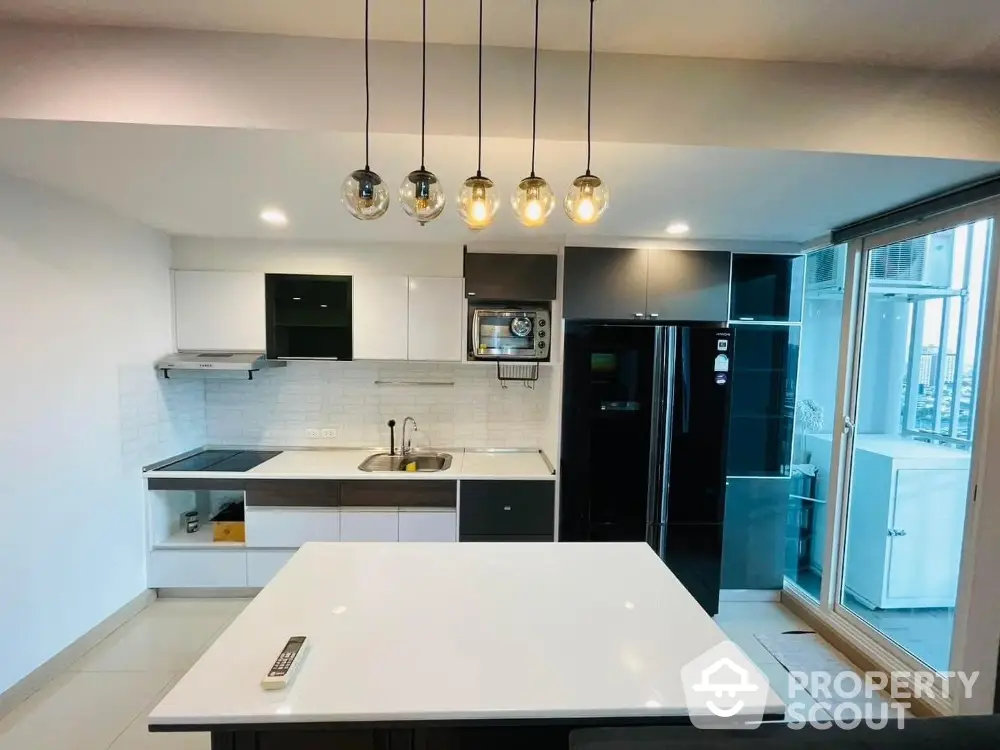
xmin=400 ymin=169 xmax=446 ymax=225
xmin=259 ymin=207 xmax=288 ymax=227
xmin=342 ymin=169 xmax=390 ymax=220
xmin=457 ymin=175 xmax=499 ymax=230
xmin=666 ymin=221 xmax=690 ymax=236
xmin=512 ymin=176 xmax=555 ymax=228
xmin=564 ymin=174 xmax=609 ymax=225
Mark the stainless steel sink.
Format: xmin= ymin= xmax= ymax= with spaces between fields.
xmin=358 ymin=452 xmax=453 ymax=473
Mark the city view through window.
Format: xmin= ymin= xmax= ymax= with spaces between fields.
xmin=902 ymin=220 xmax=991 ymax=447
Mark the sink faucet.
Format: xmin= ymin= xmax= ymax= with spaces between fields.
xmin=401 ymin=416 xmax=418 ymax=457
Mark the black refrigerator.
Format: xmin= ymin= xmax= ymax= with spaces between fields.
xmin=559 ymin=322 xmax=734 ymax=615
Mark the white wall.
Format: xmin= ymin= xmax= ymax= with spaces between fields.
xmin=2 ymin=22 xmax=1000 ymax=161
xmin=0 ymin=172 xmax=197 ymax=694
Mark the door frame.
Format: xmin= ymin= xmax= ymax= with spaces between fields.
xmin=786 ymin=197 xmax=1000 ymax=714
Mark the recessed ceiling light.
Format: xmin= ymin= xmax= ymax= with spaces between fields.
xmin=259 ymin=207 xmax=288 ymax=227
xmin=665 ymin=221 xmax=690 ymax=236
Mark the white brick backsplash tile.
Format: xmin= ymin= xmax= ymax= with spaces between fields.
xmin=118 ymin=366 xmax=206 ymax=470
xmin=204 ymin=361 xmax=552 ymax=449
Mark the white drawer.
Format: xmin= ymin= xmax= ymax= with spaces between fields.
xmin=148 ymin=550 xmax=247 ymax=588
xmin=398 ymin=511 xmax=457 ymax=542
xmin=340 ymin=510 xmax=399 ymax=542
xmin=245 ymin=509 xmax=341 ymax=548
xmin=247 ymin=549 xmax=297 ymax=587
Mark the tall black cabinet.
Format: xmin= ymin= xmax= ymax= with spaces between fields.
xmin=722 ymin=253 xmax=803 ymax=590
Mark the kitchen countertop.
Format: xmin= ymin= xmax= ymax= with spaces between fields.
xmin=145 ymin=448 xmax=556 ymax=481
xmin=149 ymin=542 xmax=782 ymax=728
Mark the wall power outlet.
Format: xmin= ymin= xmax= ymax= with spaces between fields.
xmin=305 ymin=429 xmax=320 ymax=438
xmin=321 ymin=428 xmax=338 ymax=438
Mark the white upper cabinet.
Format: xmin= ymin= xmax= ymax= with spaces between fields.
xmin=407 ymin=277 xmax=464 ymax=362
xmin=352 ymin=275 xmax=409 ymax=360
xmin=174 ymin=271 xmax=266 ymax=352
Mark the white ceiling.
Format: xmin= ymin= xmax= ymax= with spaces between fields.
xmin=0 ymin=121 xmax=993 ymax=244
xmin=3 ymin=0 xmax=1000 ymax=70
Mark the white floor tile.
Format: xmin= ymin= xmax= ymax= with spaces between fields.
xmin=71 ymin=601 xmax=242 ymax=673
xmin=108 ymin=674 xmax=210 ymax=750
xmin=0 ymin=671 xmax=173 ymax=750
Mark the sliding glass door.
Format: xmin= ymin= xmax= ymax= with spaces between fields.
xmin=784 ymin=244 xmax=850 ymax=600
xmin=836 ymin=213 xmax=995 ymax=672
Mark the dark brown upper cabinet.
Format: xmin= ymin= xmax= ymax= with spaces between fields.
xmin=562 ymin=247 xmax=649 ymax=320
xmin=729 ymin=253 xmax=805 ymax=323
xmin=646 ymin=249 xmax=731 ymax=321
xmin=463 ymin=251 xmax=558 ymax=301
xmin=564 ymin=247 xmax=731 ymax=322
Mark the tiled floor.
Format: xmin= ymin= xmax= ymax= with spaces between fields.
xmin=0 ymin=597 xmax=862 ymax=748
xmin=0 ymin=599 xmax=250 ymax=750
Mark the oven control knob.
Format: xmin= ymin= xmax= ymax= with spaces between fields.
xmin=510 ymin=317 xmax=533 ymax=338
xmin=539 ymin=330 xmax=546 ymax=338
xmin=538 ymin=319 xmax=547 ymax=327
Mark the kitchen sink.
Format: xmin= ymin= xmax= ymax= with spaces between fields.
xmin=358 ymin=452 xmax=453 ymax=473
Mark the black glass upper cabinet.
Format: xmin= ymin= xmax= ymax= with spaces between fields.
xmin=729 ymin=254 xmax=805 ymax=323
xmin=265 ymin=274 xmax=352 ymax=360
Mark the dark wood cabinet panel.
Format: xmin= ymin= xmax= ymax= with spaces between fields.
xmin=563 ymin=247 xmax=648 ymax=320
xmin=245 ymin=480 xmax=341 ymax=508
xmin=464 ymin=252 xmax=558 ymax=301
xmin=458 ymin=535 xmax=553 ymax=543
xmin=730 ymin=253 xmax=804 ymax=323
xmin=459 ymin=481 xmax=555 ymax=538
xmin=340 ymin=480 xmax=457 ymax=508
xmin=645 ymin=250 xmax=731 ymax=322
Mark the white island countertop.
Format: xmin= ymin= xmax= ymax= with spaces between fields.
xmin=146 ymin=448 xmax=555 ymax=481
xmin=149 ymin=543 xmax=783 ymax=728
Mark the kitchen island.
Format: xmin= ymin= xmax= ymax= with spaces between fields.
xmin=149 ymin=542 xmax=784 ymax=748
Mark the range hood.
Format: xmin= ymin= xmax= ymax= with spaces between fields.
xmin=155 ymin=352 xmax=285 ymax=380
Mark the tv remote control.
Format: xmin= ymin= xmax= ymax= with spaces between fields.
xmin=261 ymin=636 xmax=307 ymax=690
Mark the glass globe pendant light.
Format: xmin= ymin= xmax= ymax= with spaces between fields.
xmin=457 ymin=0 xmax=499 ymax=230
xmin=341 ymin=0 xmax=389 ymax=220
xmin=564 ymin=0 xmax=608 ymax=225
xmin=399 ymin=0 xmax=446 ymax=225
xmin=512 ymin=0 xmax=555 ymax=228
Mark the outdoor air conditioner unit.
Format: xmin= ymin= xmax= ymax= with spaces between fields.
xmin=806 ymin=235 xmax=955 ymax=298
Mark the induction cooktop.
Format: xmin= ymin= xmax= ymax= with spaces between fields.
xmin=155 ymin=450 xmax=280 ymax=473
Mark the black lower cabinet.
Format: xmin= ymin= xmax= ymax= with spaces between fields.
xmin=720 ymin=477 xmax=789 ymax=590
xmin=459 ymin=481 xmax=555 ymax=541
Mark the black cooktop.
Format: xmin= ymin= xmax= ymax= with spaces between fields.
xmin=156 ymin=450 xmax=280 ymax=473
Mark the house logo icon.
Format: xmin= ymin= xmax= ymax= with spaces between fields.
xmin=681 ymin=641 xmax=770 ymax=729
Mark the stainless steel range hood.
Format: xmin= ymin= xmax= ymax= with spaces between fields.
xmin=154 ymin=352 xmax=285 ymax=380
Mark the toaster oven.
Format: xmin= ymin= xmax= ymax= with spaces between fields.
xmin=469 ymin=306 xmax=551 ymax=361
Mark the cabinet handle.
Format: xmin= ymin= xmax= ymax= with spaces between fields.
xmin=634 ymin=312 xmax=644 ymax=318
xmin=649 ymin=313 xmax=659 ymax=318
xmin=503 ymin=505 xmax=512 ymax=511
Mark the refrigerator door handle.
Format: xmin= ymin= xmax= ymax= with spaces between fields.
xmin=660 ymin=328 xmax=677 ymax=536
xmin=646 ymin=328 xmax=666 ymax=530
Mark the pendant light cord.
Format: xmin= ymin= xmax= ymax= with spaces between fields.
xmin=364 ymin=0 xmax=371 ymax=171
xmin=530 ymin=0 xmax=540 ymax=178
xmin=476 ymin=0 xmax=483 ymax=178
xmin=586 ymin=0 xmax=594 ymax=176
xmin=420 ymin=0 xmax=427 ymax=170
